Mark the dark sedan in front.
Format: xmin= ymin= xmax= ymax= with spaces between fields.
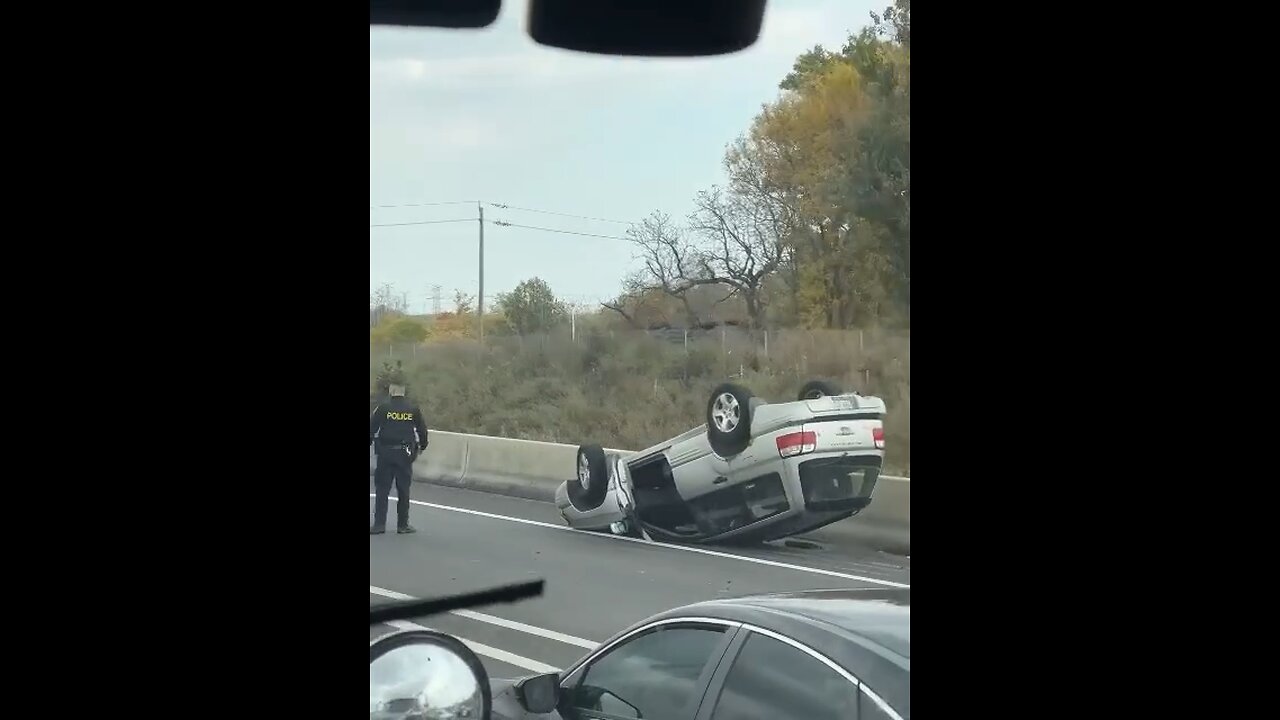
xmin=491 ymin=588 xmax=909 ymax=720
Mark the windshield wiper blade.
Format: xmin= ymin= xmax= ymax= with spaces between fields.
xmin=369 ymin=580 xmax=545 ymax=625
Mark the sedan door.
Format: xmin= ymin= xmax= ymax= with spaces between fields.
xmin=695 ymin=630 xmax=867 ymax=720
xmin=555 ymin=620 xmax=739 ymax=720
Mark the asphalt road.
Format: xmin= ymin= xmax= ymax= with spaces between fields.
xmin=369 ymin=483 xmax=910 ymax=681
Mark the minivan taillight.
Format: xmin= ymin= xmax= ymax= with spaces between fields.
xmin=873 ymin=427 xmax=885 ymax=449
xmin=776 ymin=431 xmax=817 ymax=458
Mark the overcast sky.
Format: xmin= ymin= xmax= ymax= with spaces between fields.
xmin=370 ymin=0 xmax=880 ymax=314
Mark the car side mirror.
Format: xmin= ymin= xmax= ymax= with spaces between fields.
xmin=515 ymin=673 xmax=561 ymax=714
xmin=370 ymin=629 xmax=491 ymax=720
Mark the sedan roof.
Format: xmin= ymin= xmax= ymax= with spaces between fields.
xmin=651 ymin=588 xmax=911 ymax=715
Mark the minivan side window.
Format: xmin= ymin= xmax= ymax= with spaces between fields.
xmin=708 ymin=632 xmax=859 ymax=720
xmin=570 ymin=625 xmax=727 ymax=720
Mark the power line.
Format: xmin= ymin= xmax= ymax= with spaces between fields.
xmin=491 ymin=220 xmax=630 ymax=242
xmin=370 ymin=201 xmax=477 ymax=210
xmin=369 ymin=199 xmax=638 ymax=226
xmin=488 ymin=203 xmax=635 ymax=226
xmin=370 ymin=218 xmax=475 ymax=228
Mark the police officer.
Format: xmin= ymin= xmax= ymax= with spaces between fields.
xmin=369 ymin=369 xmax=428 ymax=534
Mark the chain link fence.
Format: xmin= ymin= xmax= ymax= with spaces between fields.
xmin=374 ymin=325 xmax=908 ymax=392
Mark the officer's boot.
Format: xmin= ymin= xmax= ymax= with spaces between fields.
xmin=397 ymin=494 xmax=416 ymax=533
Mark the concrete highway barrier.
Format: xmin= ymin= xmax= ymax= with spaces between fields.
xmin=371 ymin=430 xmax=910 ymax=554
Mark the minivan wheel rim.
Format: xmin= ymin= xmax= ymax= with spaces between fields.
xmin=711 ymin=393 xmax=740 ymax=433
xmin=578 ymin=453 xmax=591 ymax=490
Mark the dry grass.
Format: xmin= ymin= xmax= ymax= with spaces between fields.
xmin=376 ymin=326 xmax=910 ymax=475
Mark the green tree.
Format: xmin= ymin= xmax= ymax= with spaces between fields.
xmin=497 ymin=278 xmax=568 ymax=335
xmin=371 ymin=316 xmax=429 ymax=345
xmin=780 ymin=45 xmax=840 ymax=91
xmin=743 ymin=61 xmax=883 ymax=327
xmin=387 ymin=318 xmax=429 ymax=343
xmin=760 ymin=3 xmax=911 ymax=326
xmin=872 ymin=0 xmax=909 ymax=47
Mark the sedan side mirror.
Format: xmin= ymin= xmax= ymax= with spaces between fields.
xmin=515 ymin=673 xmax=561 ymax=714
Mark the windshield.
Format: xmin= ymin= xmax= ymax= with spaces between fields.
xmin=371 ymin=0 xmax=910 ymax=712
xmin=369 ymin=1 xmax=908 ymax=463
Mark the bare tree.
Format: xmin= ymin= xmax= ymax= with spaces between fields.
xmin=686 ymin=187 xmax=788 ymax=329
xmin=600 ymin=272 xmax=646 ymax=328
xmin=607 ymin=211 xmax=720 ymax=328
xmin=452 ymin=290 xmax=475 ymax=315
xmin=371 ymin=282 xmax=411 ymax=327
xmin=371 ymin=283 xmax=409 ymax=313
xmin=721 ymin=130 xmax=808 ymax=328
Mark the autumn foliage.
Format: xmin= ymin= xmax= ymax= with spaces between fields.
xmin=610 ymin=2 xmax=910 ymax=331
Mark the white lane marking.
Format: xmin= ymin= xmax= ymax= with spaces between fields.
xmin=452 ymin=610 xmax=597 ymax=650
xmin=369 ymin=585 xmax=598 ymax=649
xmin=370 ymin=585 xmax=414 ymax=601
xmin=378 ymin=618 xmax=558 ymax=674
xmin=369 ymin=494 xmax=910 ymax=589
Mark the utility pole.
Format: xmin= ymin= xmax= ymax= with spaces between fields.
xmin=477 ymin=202 xmax=485 ymax=344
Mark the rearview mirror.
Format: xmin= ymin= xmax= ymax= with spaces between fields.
xmin=527 ymin=0 xmax=767 ymax=57
xmin=515 ymin=673 xmax=561 ymax=714
xmin=370 ymin=0 xmax=501 ymax=28
xmin=370 ymin=629 xmax=491 ymax=720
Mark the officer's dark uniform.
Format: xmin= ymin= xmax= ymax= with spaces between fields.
xmin=369 ymin=386 xmax=428 ymax=534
